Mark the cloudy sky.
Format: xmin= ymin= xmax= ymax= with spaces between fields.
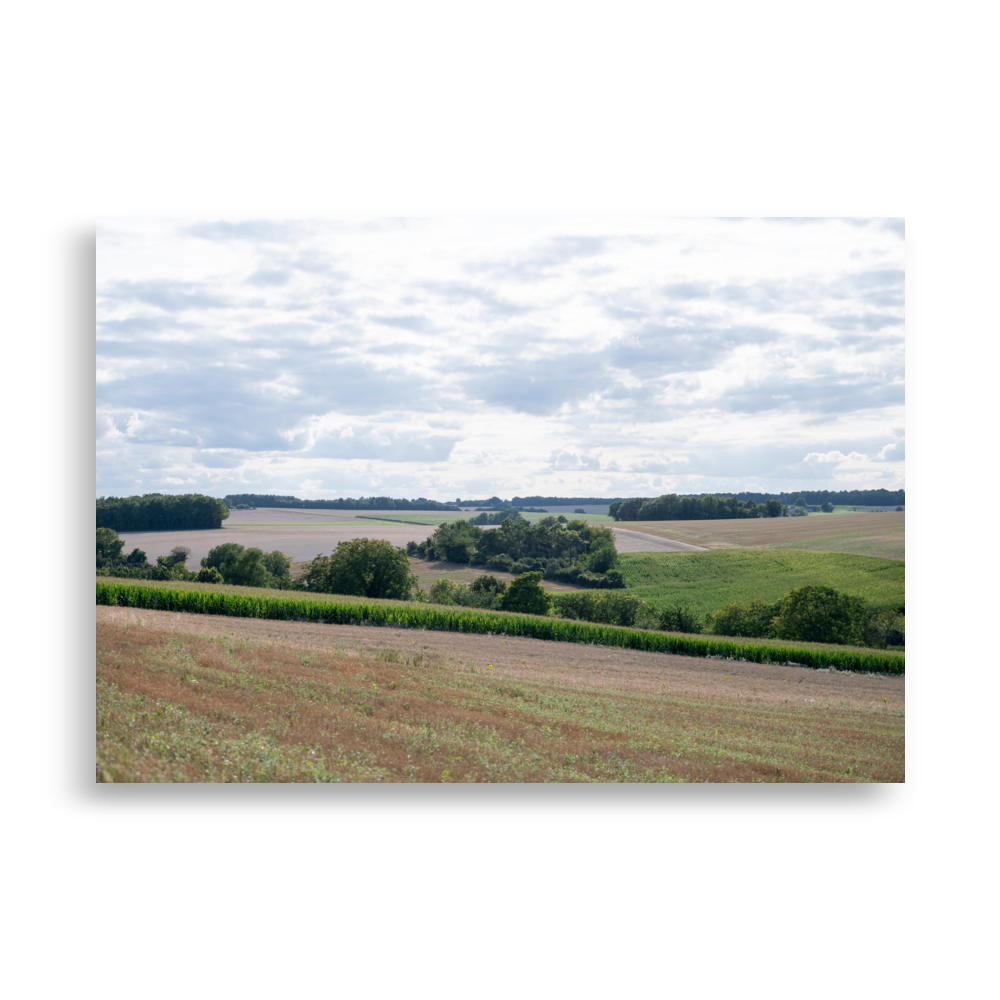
xmin=97 ymin=217 xmax=904 ymax=501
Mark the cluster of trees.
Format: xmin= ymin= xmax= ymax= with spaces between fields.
xmin=97 ymin=494 xmax=230 ymax=531
xmin=222 ymin=494 xmax=459 ymax=511
xmin=703 ymin=586 xmax=904 ymax=648
xmin=610 ymin=495 xmax=786 ymax=521
xmin=96 ymin=528 xmax=292 ymax=587
xmin=426 ymin=572 xmax=554 ymax=614
xmin=407 ymin=517 xmax=624 ymax=588
xmin=468 ymin=507 xmax=524 ymax=525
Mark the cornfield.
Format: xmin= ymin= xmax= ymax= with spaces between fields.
xmin=97 ymin=581 xmax=904 ymax=675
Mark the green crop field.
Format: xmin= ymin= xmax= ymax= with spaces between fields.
xmin=618 ymin=549 xmax=905 ymax=614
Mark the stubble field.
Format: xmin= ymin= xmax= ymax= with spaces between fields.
xmin=96 ymin=606 xmax=905 ymax=783
xmin=615 ymin=511 xmax=905 ymax=560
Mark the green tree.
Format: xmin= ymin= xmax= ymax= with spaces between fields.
xmin=201 ymin=543 xmax=270 ymax=587
xmin=821 ymin=502 xmax=834 ymax=513
xmin=96 ymin=527 xmax=124 ymax=566
xmin=772 ymin=585 xmax=867 ymax=645
xmin=262 ymin=550 xmax=293 ymax=589
xmin=309 ymin=538 xmax=416 ymax=599
xmin=500 ymin=571 xmax=551 ymax=615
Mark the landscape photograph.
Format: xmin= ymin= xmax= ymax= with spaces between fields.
xmin=96 ymin=216 xmax=905 ymax=783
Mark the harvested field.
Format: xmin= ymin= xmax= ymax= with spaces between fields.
xmin=616 ymin=512 xmax=905 ymax=560
xmin=611 ymin=528 xmax=707 ymax=553
xmin=406 ymin=559 xmax=581 ymax=593
xmin=95 ymin=606 xmax=905 ymax=783
xmin=117 ymin=513 xmax=433 ymax=568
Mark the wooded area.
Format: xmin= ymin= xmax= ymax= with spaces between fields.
xmin=96 ymin=494 xmax=230 ymax=531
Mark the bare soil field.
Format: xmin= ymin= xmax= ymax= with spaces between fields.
xmin=616 ymin=512 xmax=905 ymax=560
xmin=96 ymin=606 xmax=904 ymax=783
xmin=117 ymin=512 xmax=434 ymax=569
xmin=611 ymin=528 xmax=707 ymax=553
xmin=405 ymin=559 xmax=581 ymax=593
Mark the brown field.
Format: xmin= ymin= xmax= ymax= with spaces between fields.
xmin=617 ymin=512 xmax=905 ymax=560
xmin=96 ymin=607 xmax=905 ymax=783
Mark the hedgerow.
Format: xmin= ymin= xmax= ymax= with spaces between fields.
xmin=97 ymin=581 xmax=904 ymax=675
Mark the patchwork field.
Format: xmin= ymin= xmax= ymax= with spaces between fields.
xmin=96 ymin=607 xmax=904 ymax=783
xmin=619 ymin=549 xmax=905 ymax=614
xmin=617 ymin=511 xmax=905 ymax=560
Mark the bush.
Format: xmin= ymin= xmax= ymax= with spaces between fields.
xmin=197 ymin=566 xmax=224 ymax=584
xmin=657 ymin=605 xmax=703 ymax=634
xmin=552 ymin=591 xmax=652 ymax=628
xmin=486 ymin=553 xmax=514 ymax=572
xmin=298 ymin=538 xmax=416 ymax=600
xmin=704 ymin=599 xmax=780 ymax=639
xmin=500 ymin=572 xmax=551 ymax=615
xmin=772 ymin=585 xmax=868 ymax=645
xmin=202 ymin=543 xmax=292 ymax=589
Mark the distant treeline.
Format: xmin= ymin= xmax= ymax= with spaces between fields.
xmin=465 ymin=489 xmax=904 ymax=508
xmin=223 ymin=494 xmax=459 ymax=511
xmin=465 ymin=495 xmax=625 ymax=508
xmin=611 ymin=495 xmax=785 ymax=521
xmin=728 ymin=489 xmax=905 ymax=506
xmin=97 ymin=494 xmax=230 ymax=532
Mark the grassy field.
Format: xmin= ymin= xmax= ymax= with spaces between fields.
xmin=618 ymin=549 xmax=905 ymax=614
xmin=96 ymin=614 xmax=904 ymax=782
xmin=616 ymin=511 xmax=904 ymax=560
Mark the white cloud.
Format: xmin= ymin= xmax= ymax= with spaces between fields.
xmin=97 ymin=217 xmax=905 ymax=498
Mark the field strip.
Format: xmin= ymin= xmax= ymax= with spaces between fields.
xmin=611 ymin=528 xmax=708 ymax=552
xmin=95 ymin=606 xmax=905 ymax=710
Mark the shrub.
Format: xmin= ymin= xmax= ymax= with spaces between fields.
xmin=657 ymin=605 xmax=703 ymax=634
xmin=704 ymin=599 xmax=779 ymax=638
xmin=500 ymin=572 xmax=551 ymax=615
xmin=487 ymin=553 xmax=514 ymax=572
xmin=772 ymin=585 xmax=867 ymax=645
xmin=197 ymin=566 xmax=224 ymax=584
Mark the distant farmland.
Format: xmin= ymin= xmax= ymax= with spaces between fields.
xmin=615 ymin=511 xmax=904 ymax=561
xmin=619 ymin=549 xmax=905 ymax=614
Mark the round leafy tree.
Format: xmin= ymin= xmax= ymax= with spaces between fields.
xmin=772 ymin=585 xmax=867 ymax=645
xmin=500 ymin=571 xmax=551 ymax=615
xmin=314 ymin=537 xmax=416 ymax=599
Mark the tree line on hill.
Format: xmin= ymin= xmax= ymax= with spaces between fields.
xmin=610 ymin=495 xmax=786 ymax=521
xmin=407 ymin=517 xmax=625 ymax=588
xmin=222 ymin=494 xmax=459 ymax=511
xmin=97 ymin=494 xmax=230 ymax=532
xmin=729 ymin=488 xmax=905 ymax=506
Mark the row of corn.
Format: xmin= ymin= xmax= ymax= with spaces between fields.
xmin=97 ymin=581 xmax=904 ymax=675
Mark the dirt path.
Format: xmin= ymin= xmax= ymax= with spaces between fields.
xmin=95 ymin=606 xmax=905 ymax=710
xmin=610 ymin=527 xmax=708 ymax=553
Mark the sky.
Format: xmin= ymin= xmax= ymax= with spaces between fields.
xmin=96 ymin=217 xmax=905 ymax=501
